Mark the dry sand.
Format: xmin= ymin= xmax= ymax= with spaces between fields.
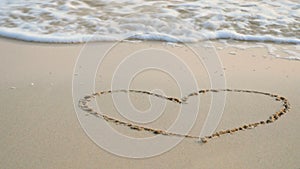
xmin=0 ymin=37 xmax=299 ymax=169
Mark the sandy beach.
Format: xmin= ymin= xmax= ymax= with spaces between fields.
xmin=0 ymin=37 xmax=299 ymax=169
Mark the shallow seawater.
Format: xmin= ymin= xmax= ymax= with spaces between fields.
xmin=0 ymin=0 xmax=299 ymax=60
xmin=0 ymin=0 xmax=299 ymax=44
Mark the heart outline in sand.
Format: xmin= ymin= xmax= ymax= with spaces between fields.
xmin=79 ymin=88 xmax=290 ymax=143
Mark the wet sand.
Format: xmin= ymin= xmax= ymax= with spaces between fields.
xmin=0 ymin=38 xmax=299 ymax=169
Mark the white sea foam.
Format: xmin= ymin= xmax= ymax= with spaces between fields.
xmin=218 ymin=41 xmax=300 ymax=61
xmin=0 ymin=0 xmax=299 ymax=44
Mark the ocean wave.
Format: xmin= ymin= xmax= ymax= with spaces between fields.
xmin=1 ymin=28 xmax=299 ymax=44
xmin=0 ymin=0 xmax=299 ymax=43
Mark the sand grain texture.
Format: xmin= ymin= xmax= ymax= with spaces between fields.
xmin=0 ymin=38 xmax=299 ymax=169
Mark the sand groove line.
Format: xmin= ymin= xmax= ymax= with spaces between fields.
xmin=78 ymin=89 xmax=290 ymax=143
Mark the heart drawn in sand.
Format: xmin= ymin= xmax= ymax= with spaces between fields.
xmin=79 ymin=88 xmax=290 ymax=143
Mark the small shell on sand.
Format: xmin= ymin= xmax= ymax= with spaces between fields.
xmin=201 ymin=138 xmax=207 ymax=143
